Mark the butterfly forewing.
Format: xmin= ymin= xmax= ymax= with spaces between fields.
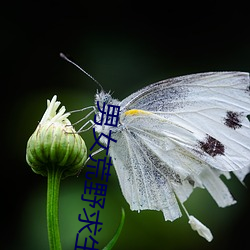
xmin=119 ymin=72 xmax=250 ymax=173
xmin=121 ymin=72 xmax=249 ymax=112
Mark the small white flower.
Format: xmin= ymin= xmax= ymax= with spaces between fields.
xmin=40 ymin=95 xmax=71 ymax=125
xmin=26 ymin=95 xmax=87 ymax=178
xmin=188 ymin=215 xmax=213 ymax=242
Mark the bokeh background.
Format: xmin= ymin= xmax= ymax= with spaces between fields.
xmin=2 ymin=2 xmax=250 ymax=250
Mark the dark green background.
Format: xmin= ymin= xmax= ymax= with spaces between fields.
xmin=2 ymin=2 xmax=250 ymax=250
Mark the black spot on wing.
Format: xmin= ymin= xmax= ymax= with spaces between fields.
xmin=224 ymin=111 xmax=243 ymax=130
xmin=199 ymin=135 xmax=225 ymax=157
xmin=246 ymin=84 xmax=250 ymax=94
xmin=186 ymin=177 xmax=195 ymax=186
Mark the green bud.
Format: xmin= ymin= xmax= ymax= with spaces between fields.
xmin=26 ymin=95 xmax=87 ymax=178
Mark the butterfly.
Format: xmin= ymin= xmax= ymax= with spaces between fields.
xmin=60 ymin=53 xmax=250 ymax=241
xmin=91 ymin=72 xmax=250 ymax=241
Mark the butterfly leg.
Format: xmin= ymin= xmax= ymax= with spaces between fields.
xmin=76 ymin=147 xmax=105 ymax=176
xmin=76 ymin=120 xmax=95 ymax=133
xmin=69 ymin=106 xmax=96 ymax=132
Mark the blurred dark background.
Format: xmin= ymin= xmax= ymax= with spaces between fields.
xmin=1 ymin=1 xmax=250 ymax=249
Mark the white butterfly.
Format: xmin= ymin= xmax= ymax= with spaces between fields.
xmin=89 ymin=72 xmax=250 ymax=241
xmin=58 ymin=65 xmax=249 ymax=241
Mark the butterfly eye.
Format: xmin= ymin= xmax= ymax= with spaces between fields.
xmin=103 ymin=94 xmax=112 ymax=104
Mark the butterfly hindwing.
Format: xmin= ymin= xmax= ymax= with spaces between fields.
xmin=110 ymin=120 xmax=182 ymax=221
xmin=110 ymin=111 xmax=237 ymax=221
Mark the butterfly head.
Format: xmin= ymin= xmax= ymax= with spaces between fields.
xmin=95 ymin=89 xmax=120 ymax=108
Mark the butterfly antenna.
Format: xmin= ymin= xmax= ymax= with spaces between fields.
xmin=60 ymin=53 xmax=104 ymax=91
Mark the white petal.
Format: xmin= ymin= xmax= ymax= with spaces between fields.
xmin=188 ymin=215 xmax=213 ymax=242
xmin=40 ymin=95 xmax=57 ymax=123
xmin=40 ymin=95 xmax=71 ymax=125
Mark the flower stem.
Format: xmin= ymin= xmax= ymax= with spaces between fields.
xmin=47 ymin=165 xmax=63 ymax=250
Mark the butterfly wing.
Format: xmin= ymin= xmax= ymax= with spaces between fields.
xmin=109 ymin=124 xmax=183 ymax=221
xmin=120 ymin=72 xmax=250 ymax=173
xmin=109 ymin=72 xmax=250 ymax=221
xmin=110 ymin=111 xmax=236 ymax=221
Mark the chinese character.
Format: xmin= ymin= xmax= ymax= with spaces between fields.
xmin=90 ymin=128 xmax=117 ymax=155
xmin=81 ymin=194 xmax=105 ymax=209
xmin=75 ymin=234 xmax=99 ymax=250
xmin=86 ymin=154 xmax=112 ymax=182
xmin=104 ymin=104 xmax=120 ymax=127
xmin=78 ymin=208 xmax=103 ymax=235
xmin=94 ymin=101 xmax=120 ymax=127
xmin=84 ymin=180 xmax=108 ymax=197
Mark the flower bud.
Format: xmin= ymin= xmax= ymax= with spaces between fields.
xmin=26 ymin=95 xmax=87 ymax=178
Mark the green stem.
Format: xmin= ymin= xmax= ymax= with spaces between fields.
xmin=47 ymin=165 xmax=63 ymax=250
xmin=102 ymin=208 xmax=125 ymax=250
